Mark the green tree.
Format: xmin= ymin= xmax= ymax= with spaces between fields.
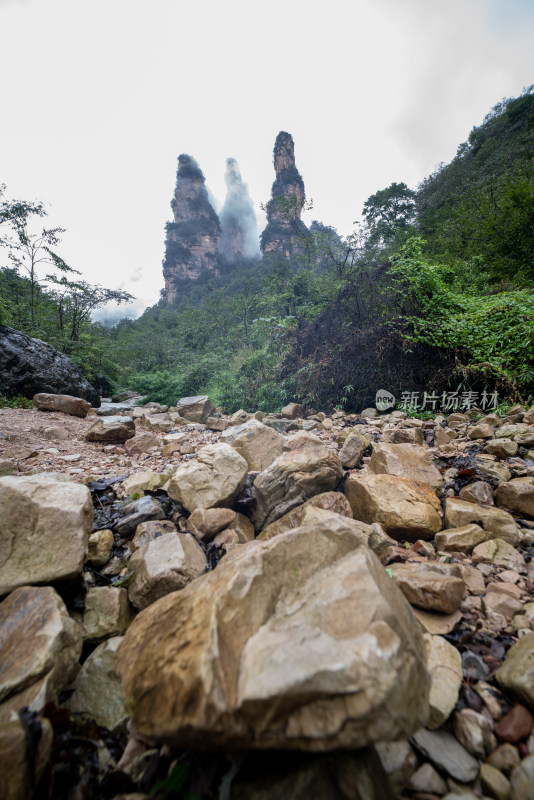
xmin=362 ymin=182 xmax=416 ymax=245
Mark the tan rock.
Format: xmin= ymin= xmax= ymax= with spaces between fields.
xmin=472 ymin=538 xmax=526 ymax=572
xmin=424 ymin=633 xmax=463 ymax=728
xmin=167 ymin=443 xmax=248 ymax=512
xmin=460 ymin=564 xmax=486 ymax=595
xmin=281 ymin=402 xmax=304 ymax=419
xmin=381 ymin=427 xmax=423 ymax=445
xmin=453 ymin=708 xmax=496 ymax=758
xmin=483 ymin=590 xmax=524 ymax=620
xmin=78 ymin=586 xmax=132 ymax=642
xmin=495 ymin=633 xmax=534 ymax=711
xmin=435 ymin=524 xmax=487 ymax=553
xmin=0 ymin=717 xmax=53 ymax=800
xmin=221 ymin=419 xmax=284 ymax=471
xmin=485 ymin=438 xmax=519 ymax=458
xmin=283 ymin=431 xmax=324 ymax=451
xmin=468 ymin=423 xmax=495 ymax=440
xmin=366 ymin=443 xmax=443 ymax=491
xmin=175 ymin=395 xmax=215 ymax=423
xmin=496 ymin=423 xmax=530 ymax=439
xmin=43 ymin=425 xmax=70 ymax=441
xmin=124 ymin=431 xmax=159 ymax=455
xmin=86 ymin=528 xmax=114 ymax=566
xmin=344 ymin=473 xmax=442 ymax=541
xmin=122 ymin=470 xmax=169 ymax=496
xmin=227 ymin=512 xmax=255 ymax=541
xmin=444 ymin=497 xmax=519 ymax=546
xmin=33 ymin=392 xmax=91 ymax=417
xmin=475 ymin=457 xmax=512 ymax=484
xmin=0 ymin=473 xmax=93 ymax=594
xmin=85 ymin=415 xmax=135 ymax=443
xmin=0 ymin=586 xmax=82 ymax=706
xmin=480 ymin=763 xmax=511 ymax=800
xmin=115 ymin=524 xmax=430 ymax=750
xmin=187 ymin=507 xmax=237 ymax=540
xmin=140 ymin=412 xmax=174 ymax=433
xmin=459 ymin=480 xmax=494 ymax=506
xmin=66 ymin=637 xmax=128 ymax=731
xmin=258 ymin=491 xmax=353 ymax=540
xmin=127 ymin=532 xmax=207 ymax=610
xmin=130 ymin=519 xmax=176 ymax=551
xmin=339 ymin=432 xmax=370 ymax=468
xmin=252 ymin=446 xmax=343 ymax=530
xmin=495 ymin=477 xmax=534 ymax=518
xmin=411 ymin=607 xmax=462 ymax=635
xmin=390 ymin=563 xmax=465 ymax=614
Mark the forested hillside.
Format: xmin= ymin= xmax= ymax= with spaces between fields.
xmin=2 ymin=89 xmax=533 ymax=412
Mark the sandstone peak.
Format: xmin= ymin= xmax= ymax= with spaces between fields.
xmin=162 ymin=154 xmax=221 ymax=303
xmin=260 ymin=131 xmax=310 ymax=257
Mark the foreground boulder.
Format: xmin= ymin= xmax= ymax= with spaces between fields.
xmin=344 ymin=473 xmax=442 ymax=541
xmin=0 ymin=586 xmax=82 ymax=711
xmin=444 ymin=497 xmax=519 ymax=545
xmin=33 ymin=392 xmax=91 ymax=417
xmin=115 ymin=525 xmax=429 ymax=750
xmin=221 ymin=419 xmax=284 ymax=471
xmin=167 ymin=443 xmax=248 ymax=511
xmin=252 ymin=446 xmax=343 ymax=529
xmin=0 ymin=473 xmax=92 ymax=595
xmin=366 ymin=443 xmax=443 ymax=492
xmin=0 ymin=324 xmax=99 ymax=406
xmin=0 ymin=717 xmax=53 ymax=800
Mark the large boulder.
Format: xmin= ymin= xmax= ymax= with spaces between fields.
xmin=33 ymin=392 xmax=91 ymax=417
xmin=115 ymin=524 xmax=430 ymax=750
xmin=0 ymin=324 xmax=99 ymax=406
xmin=366 ymin=443 xmax=443 ymax=492
xmin=0 ymin=586 xmax=82 ymax=709
xmin=221 ymin=419 xmax=285 ymax=471
xmin=166 ymin=443 xmax=248 ymax=512
xmin=252 ymin=446 xmax=343 ymax=530
xmin=443 ymin=497 xmax=519 ymax=545
xmin=495 ymin=633 xmax=534 ymax=711
xmin=0 ymin=473 xmax=93 ymax=595
xmin=175 ymin=395 xmax=215 ymax=423
xmin=344 ymin=473 xmax=442 ymax=541
xmin=0 ymin=717 xmax=53 ymax=800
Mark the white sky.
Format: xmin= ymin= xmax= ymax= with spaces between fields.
xmin=1 ymin=0 xmax=533 ymax=316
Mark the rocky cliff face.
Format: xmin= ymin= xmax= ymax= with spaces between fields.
xmin=260 ymin=131 xmax=310 ymax=258
xmin=219 ymin=158 xmax=260 ymax=263
xmin=163 ymin=156 xmax=221 ymax=303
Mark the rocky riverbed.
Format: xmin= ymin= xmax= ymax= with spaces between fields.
xmin=1 ymin=394 xmax=534 ymax=799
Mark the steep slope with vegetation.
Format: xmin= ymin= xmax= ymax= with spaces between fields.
xmin=1 ymin=90 xmax=533 ymax=412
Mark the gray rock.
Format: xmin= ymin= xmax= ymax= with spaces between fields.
xmin=411 ymin=728 xmax=479 ymax=783
xmin=0 ymin=324 xmax=99 ymax=406
xmin=115 ymin=496 xmax=165 ymax=536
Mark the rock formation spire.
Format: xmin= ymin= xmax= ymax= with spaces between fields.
xmin=219 ymin=158 xmax=260 ymax=263
xmin=162 ymin=155 xmax=221 ymax=303
xmin=260 ymin=131 xmax=310 ymax=258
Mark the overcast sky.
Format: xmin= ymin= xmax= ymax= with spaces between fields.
xmin=1 ymin=0 xmax=533 ymax=317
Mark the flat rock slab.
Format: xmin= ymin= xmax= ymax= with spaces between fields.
xmin=0 ymin=473 xmax=92 ymax=595
xmin=33 ymin=392 xmax=91 ymax=417
xmin=444 ymin=497 xmax=519 ymax=546
xmin=411 ymin=728 xmax=479 ymax=783
xmin=175 ymin=395 xmax=215 ymax=423
xmin=367 ymin=443 xmax=443 ymax=491
xmin=85 ymin=416 xmax=135 ymax=443
xmin=115 ymin=524 xmax=429 ymax=751
xmin=0 ymin=585 xmax=82 ymax=706
xmin=66 ymin=637 xmax=127 ymax=731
